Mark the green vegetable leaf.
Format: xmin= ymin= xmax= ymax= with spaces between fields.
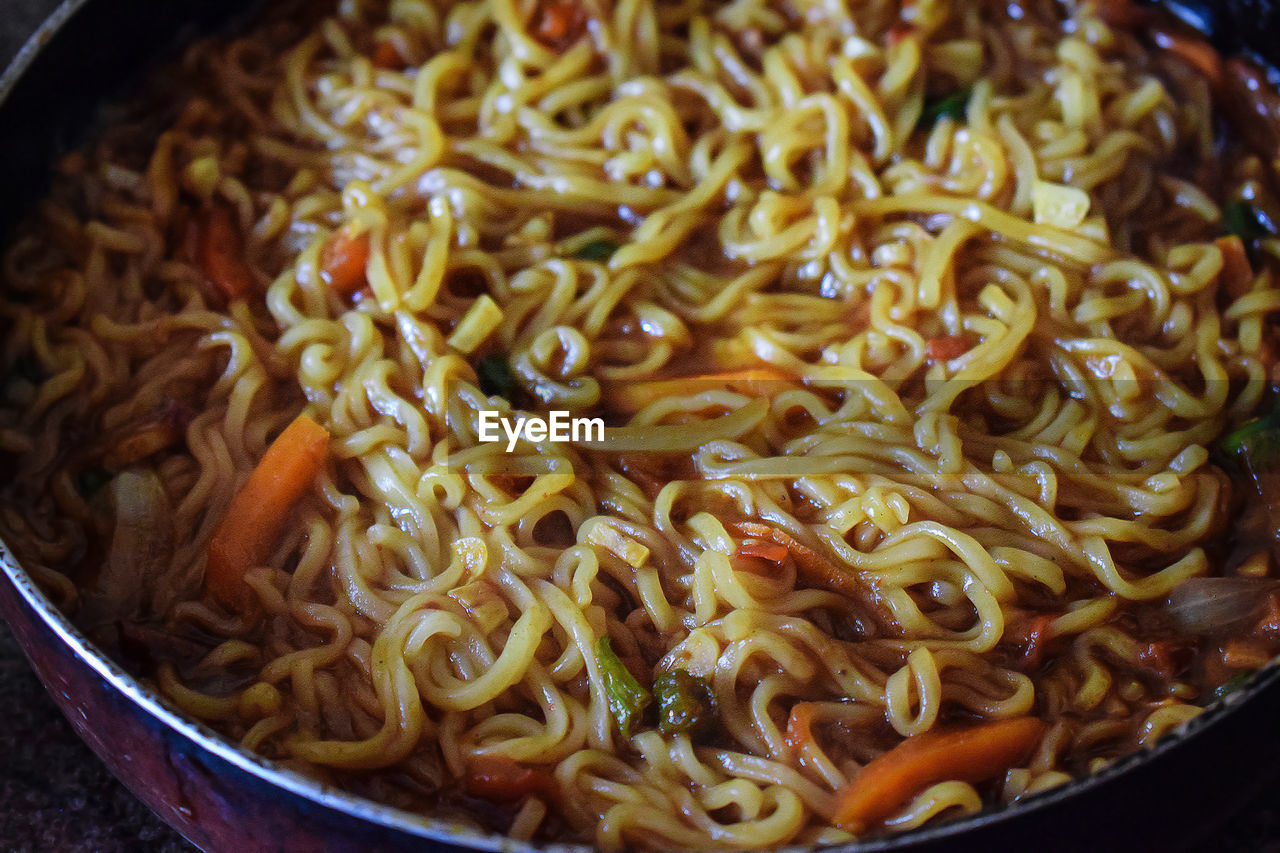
xmin=475 ymin=354 xmax=516 ymax=399
xmin=574 ymin=239 xmax=619 ymax=262
xmin=655 ymin=669 xmax=715 ymax=736
xmin=1213 ymin=670 xmax=1255 ymax=701
xmin=1223 ymin=200 xmax=1266 ymax=243
xmin=919 ymin=90 xmax=970 ymax=129
xmin=1222 ymin=396 xmax=1280 ymax=458
xmin=597 ymin=636 xmax=651 ymax=739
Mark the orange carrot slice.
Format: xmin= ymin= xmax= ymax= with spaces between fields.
xmin=608 ymin=367 xmax=795 ymax=415
xmin=785 ymin=702 xmax=818 ymax=753
xmin=531 ymin=0 xmax=584 ymax=49
xmin=1161 ymin=30 xmax=1222 ymax=86
xmin=466 ymin=755 xmax=558 ymax=803
xmin=833 ymin=717 xmax=1046 ymax=828
xmin=371 ymin=40 xmax=403 ymax=70
xmin=1217 ymin=235 xmax=1254 ymax=299
xmin=319 ymin=229 xmax=371 ymax=296
xmin=206 ymin=414 xmax=330 ymax=608
xmin=729 ymin=521 xmax=862 ymax=599
xmin=737 ymin=538 xmax=789 ymax=564
xmin=198 ymin=206 xmax=255 ymax=302
xmin=925 ymin=334 xmax=970 ymax=362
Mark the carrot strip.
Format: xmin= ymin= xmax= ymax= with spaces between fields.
xmin=737 ymin=538 xmax=789 ymax=564
xmin=1018 ymin=613 xmax=1057 ymax=671
xmin=832 ymin=718 xmax=1046 ymax=828
xmin=729 ymin=521 xmax=862 ymax=599
xmin=206 ymin=414 xmax=330 ymax=608
xmin=924 ymin=334 xmax=970 ymax=362
xmin=198 ymin=206 xmax=255 ymax=302
xmin=784 ymin=702 xmax=817 ymax=753
xmin=1217 ymin=235 xmax=1254 ymax=299
xmin=607 ymin=367 xmax=795 ymax=415
xmin=531 ymin=0 xmax=584 ymax=49
xmin=371 ymin=40 xmax=403 ymax=70
xmin=1160 ymin=31 xmax=1222 ymax=86
xmin=466 ymin=755 xmax=558 ymax=803
xmin=319 ymin=229 xmax=371 ymax=296
xmin=1094 ymin=0 xmax=1148 ymax=28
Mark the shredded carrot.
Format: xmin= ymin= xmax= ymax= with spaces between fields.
xmin=1217 ymin=235 xmax=1254 ymax=299
xmin=737 ymin=538 xmax=789 ymax=564
xmin=466 ymin=755 xmax=558 ymax=803
xmin=784 ymin=702 xmax=818 ymax=753
xmin=607 ymin=367 xmax=796 ymax=415
xmin=529 ymin=0 xmax=586 ymax=48
xmin=205 ymin=414 xmax=330 ymax=608
xmin=1018 ymin=613 xmax=1057 ymax=671
xmin=1221 ymin=639 xmax=1272 ymax=670
xmin=924 ymin=334 xmax=970 ymax=362
xmin=1140 ymin=640 xmax=1194 ymax=680
xmin=729 ymin=521 xmax=862 ymax=599
xmin=531 ymin=0 xmax=584 ymax=49
xmin=832 ymin=717 xmax=1046 ymax=828
xmin=371 ymin=40 xmax=402 ymax=69
xmin=1094 ymin=0 xmax=1148 ymax=28
xmin=1160 ymin=30 xmax=1223 ymax=86
xmin=1254 ymin=593 xmax=1280 ymax=641
xmin=886 ymin=23 xmax=914 ymax=48
xmin=319 ymin=229 xmax=371 ymax=296
xmin=198 ymin=206 xmax=255 ymax=302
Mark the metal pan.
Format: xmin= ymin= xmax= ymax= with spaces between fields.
xmin=2 ymin=1 xmax=1279 ymax=850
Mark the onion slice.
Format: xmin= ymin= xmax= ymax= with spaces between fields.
xmin=80 ymin=469 xmax=174 ymax=627
xmin=1165 ymin=576 xmax=1280 ymax=636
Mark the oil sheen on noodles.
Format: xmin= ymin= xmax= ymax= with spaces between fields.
xmin=0 ymin=0 xmax=1275 ymax=848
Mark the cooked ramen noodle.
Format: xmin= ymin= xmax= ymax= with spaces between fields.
xmin=6 ymin=0 xmax=1280 ymax=846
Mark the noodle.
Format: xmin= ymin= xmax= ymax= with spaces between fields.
xmin=3 ymin=0 xmax=1280 ymax=846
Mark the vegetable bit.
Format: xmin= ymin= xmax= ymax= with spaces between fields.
xmin=655 ymin=670 xmax=716 ymax=736
xmin=1032 ymin=179 xmax=1091 ymax=229
xmin=1223 ymin=199 xmax=1267 ymax=244
xmin=197 ymin=206 xmax=256 ymax=302
xmin=832 ymin=717 xmax=1046 ymax=828
xmin=319 ymin=228 xmax=371 ymax=296
xmin=574 ymin=239 xmax=619 ymax=262
xmin=597 ymin=636 xmax=652 ymax=739
xmin=607 ymin=367 xmax=795 ymax=415
xmin=475 ymin=353 xmax=517 ymax=399
xmin=465 ymin=754 xmax=557 ymax=803
xmin=1220 ymin=397 xmax=1280 ymax=458
xmin=918 ymin=90 xmax=970 ymax=129
xmin=205 ymin=413 xmax=330 ymax=609
xmin=531 ymin=0 xmax=586 ymax=49
xmin=1213 ymin=670 xmax=1256 ymax=701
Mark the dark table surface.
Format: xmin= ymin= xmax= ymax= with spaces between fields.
xmin=2 ymin=2 xmax=1280 ymax=852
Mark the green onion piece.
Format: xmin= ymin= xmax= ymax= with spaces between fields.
xmin=475 ymin=354 xmax=516 ymax=399
xmin=1223 ymin=200 xmax=1265 ymax=243
xmin=597 ymin=636 xmax=651 ymax=739
xmin=1222 ymin=395 xmax=1280 ymax=458
xmin=574 ymin=239 xmax=619 ymax=262
xmin=655 ymin=669 xmax=715 ymax=736
xmin=1222 ymin=417 xmax=1268 ymax=456
xmin=76 ymin=466 xmax=113 ymax=496
xmin=1213 ymin=670 xmax=1255 ymax=701
xmin=919 ymin=90 xmax=970 ymax=129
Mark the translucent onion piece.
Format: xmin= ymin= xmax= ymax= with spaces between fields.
xmin=1165 ymin=576 xmax=1280 ymax=636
